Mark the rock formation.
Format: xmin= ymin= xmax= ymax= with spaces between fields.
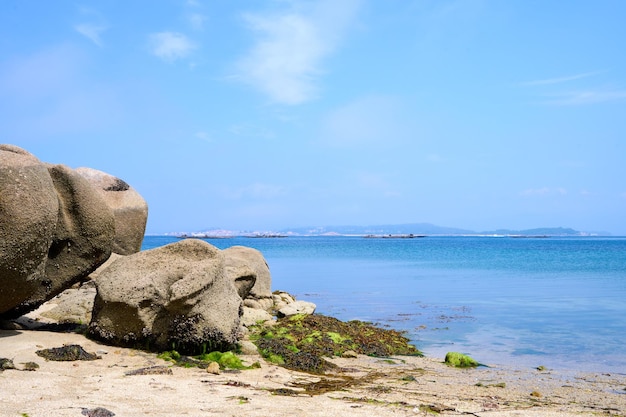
xmin=75 ymin=167 xmax=148 ymax=255
xmin=0 ymin=145 xmax=59 ymax=314
xmin=0 ymin=144 xmax=146 ymax=318
xmin=223 ymin=246 xmax=273 ymax=310
xmin=88 ymin=239 xmax=247 ymax=353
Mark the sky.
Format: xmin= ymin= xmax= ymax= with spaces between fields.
xmin=1 ymin=0 xmax=626 ymax=235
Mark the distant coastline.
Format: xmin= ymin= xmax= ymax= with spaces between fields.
xmin=165 ymin=223 xmax=606 ymax=238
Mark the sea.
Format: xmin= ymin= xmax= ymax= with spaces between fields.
xmin=142 ymin=235 xmax=626 ymax=374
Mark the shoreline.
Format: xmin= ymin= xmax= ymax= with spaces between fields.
xmin=2 ymin=304 xmax=625 ymax=417
xmin=1 ymin=327 xmax=625 ymax=416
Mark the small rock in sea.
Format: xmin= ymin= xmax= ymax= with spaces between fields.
xmin=0 ymin=358 xmax=16 ymax=371
xmin=81 ymin=407 xmax=115 ymax=417
xmin=206 ymin=362 xmax=221 ymax=375
xmin=36 ymin=345 xmax=100 ymax=361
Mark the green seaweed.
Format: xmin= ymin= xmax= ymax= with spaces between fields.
xmin=250 ymin=314 xmax=422 ymax=374
xmin=444 ymin=352 xmax=479 ymax=368
xmin=158 ymin=349 xmax=259 ymax=370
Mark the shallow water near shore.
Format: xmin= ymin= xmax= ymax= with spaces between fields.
xmin=142 ymin=235 xmax=626 ymax=374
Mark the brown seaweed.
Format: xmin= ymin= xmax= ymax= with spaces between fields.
xmin=36 ymin=344 xmax=100 ymax=361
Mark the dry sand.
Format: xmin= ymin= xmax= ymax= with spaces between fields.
xmin=2 ymin=323 xmax=625 ymax=417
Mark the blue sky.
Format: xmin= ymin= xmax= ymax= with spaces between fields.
xmin=2 ymin=1 xmax=625 ymax=234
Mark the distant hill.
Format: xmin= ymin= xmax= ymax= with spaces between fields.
xmin=480 ymin=227 xmax=585 ymax=236
xmin=172 ymin=224 xmax=599 ymax=237
xmin=283 ymin=223 xmax=475 ymax=236
xmin=281 ymin=224 xmax=592 ymax=236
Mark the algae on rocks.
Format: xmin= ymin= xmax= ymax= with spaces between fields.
xmin=250 ymin=314 xmax=422 ymax=374
xmin=444 ymin=351 xmax=479 ymax=368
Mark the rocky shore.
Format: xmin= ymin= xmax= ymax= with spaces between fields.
xmin=1 ymin=293 xmax=625 ymax=417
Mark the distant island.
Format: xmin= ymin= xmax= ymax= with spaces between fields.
xmin=168 ymin=223 xmax=605 ymax=238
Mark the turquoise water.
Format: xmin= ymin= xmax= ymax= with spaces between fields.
xmin=142 ymin=236 xmax=626 ymax=373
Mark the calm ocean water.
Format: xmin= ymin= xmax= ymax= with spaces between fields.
xmin=142 ymin=235 xmax=626 ymax=373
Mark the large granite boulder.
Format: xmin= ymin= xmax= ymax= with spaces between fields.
xmin=0 ymin=144 xmax=130 ymax=319
xmin=223 ymin=246 xmax=272 ymax=301
xmin=75 ymin=167 xmax=148 ymax=255
xmin=5 ymin=164 xmax=115 ymax=318
xmin=0 ymin=145 xmax=58 ymax=314
xmin=88 ymin=239 xmax=250 ymax=353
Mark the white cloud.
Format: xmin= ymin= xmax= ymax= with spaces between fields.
xmin=75 ymin=23 xmax=108 ymax=47
xmin=149 ymin=32 xmax=196 ymax=62
xmin=236 ymin=0 xmax=361 ymax=104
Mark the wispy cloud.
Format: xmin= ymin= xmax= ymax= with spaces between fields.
xmin=352 ymin=171 xmax=400 ymax=197
xmin=222 ymin=182 xmax=286 ymax=200
xmin=187 ymin=13 xmax=207 ymax=31
xmin=75 ymin=23 xmax=108 ymax=47
xmin=522 ymin=70 xmax=604 ymax=86
xmin=520 ymin=187 xmax=567 ymax=197
xmin=149 ymin=32 xmax=196 ymax=62
xmin=542 ymin=89 xmax=626 ymax=106
xmin=319 ymin=95 xmax=412 ymax=148
xmin=185 ymin=0 xmax=207 ymax=31
xmin=522 ymin=70 xmax=626 ymax=106
xmin=228 ymin=123 xmax=275 ymax=139
xmin=74 ymin=7 xmax=108 ymax=47
xmin=194 ymin=131 xmax=212 ymax=142
xmin=235 ymin=0 xmax=361 ymax=105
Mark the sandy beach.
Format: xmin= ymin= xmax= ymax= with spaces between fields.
xmin=2 ymin=322 xmax=625 ymax=417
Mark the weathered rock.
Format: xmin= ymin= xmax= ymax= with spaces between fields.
xmin=222 ymin=246 xmax=272 ymax=300
xmin=241 ymin=306 xmax=273 ymax=328
xmin=88 ymin=239 xmax=246 ymax=354
xmin=206 ymin=361 xmax=221 ymax=375
xmin=277 ymin=300 xmax=316 ymax=318
xmin=76 ymin=167 xmax=148 ymax=255
xmin=238 ymin=340 xmax=260 ymax=356
xmin=0 ymin=358 xmax=16 ymax=371
xmin=81 ymin=407 xmax=116 ymax=417
xmin=8 ymin=164 xmax=115 ymax=317
xmin=39 ymin=283 xmax=97 ymax=325
xmin=0 ymin=145 xmax=58 ymax=314
xmin=36 ymin=344 xmax=100 ymax=361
